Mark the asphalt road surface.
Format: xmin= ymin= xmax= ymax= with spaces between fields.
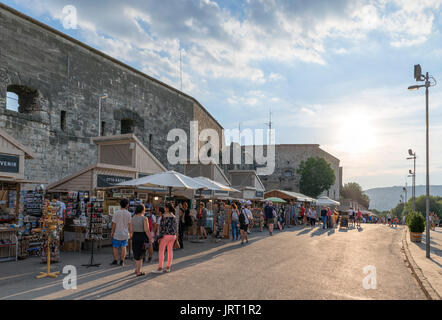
xmin=0 ymin=224 xmax=426 ymax=300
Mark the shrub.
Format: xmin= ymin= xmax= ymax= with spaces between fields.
xmin=407 ymin=211 xmax=425 ymax=233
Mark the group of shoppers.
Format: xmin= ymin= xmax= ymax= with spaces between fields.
xmin=110 ymin=198 xmax=181 ymax=277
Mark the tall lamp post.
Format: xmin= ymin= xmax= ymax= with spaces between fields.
xmin=98 ymin=94 xmax=108 ymax=137
xmin=408 ymin=64 xmax=436 ymax=259
xmin=407 ymin=149 xmax=416 ymax=211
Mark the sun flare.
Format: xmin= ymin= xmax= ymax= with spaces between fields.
xmin=336 ymin=113 xmax=377 ymax=154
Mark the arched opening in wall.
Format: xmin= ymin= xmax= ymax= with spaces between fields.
xmin=121 ymin=119 xmax=135 ymax=134
xmin=6 ymin=85 xmax=40 ymax=113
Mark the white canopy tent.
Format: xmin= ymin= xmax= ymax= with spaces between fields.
xmin=116 ymin=170 xmax=207 ymax=196
xmin=316 ymin=196 xmax=340 ymax=206
xmin=193 ymin=176 xmax=240 ymax=193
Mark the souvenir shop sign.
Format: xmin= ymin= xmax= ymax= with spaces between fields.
xmin=0 ymin=154 xmax=19 ymax=173
xmin=97 ymin=174 xmax=132 ymax=188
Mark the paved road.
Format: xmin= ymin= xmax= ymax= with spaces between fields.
xmin=0 ymin=224 xmax=426 ymax=300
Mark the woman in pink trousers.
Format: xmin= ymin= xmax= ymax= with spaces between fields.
xmin=153 ymin=203 xmax=177 ymax=273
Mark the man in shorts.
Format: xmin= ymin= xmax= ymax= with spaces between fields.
xmin=111 ymin=198 xmax=132 ymax=266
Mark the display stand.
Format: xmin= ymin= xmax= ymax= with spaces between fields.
xmin=34 ymin=202 xmax=62 ymax=278
xmin=82 ymin=199 xmax=102 ymax=267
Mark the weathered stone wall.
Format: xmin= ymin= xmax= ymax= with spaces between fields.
xmin=193 ymin=102 xmax=224 ymax=152
xmin=0 ymin=5 xmax=223 ymax=185
xmin=260 ymin=145 xmax=341 ymax=200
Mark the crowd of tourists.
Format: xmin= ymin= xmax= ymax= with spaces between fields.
xmin=108 ymin=197 xmax=440 ymax=277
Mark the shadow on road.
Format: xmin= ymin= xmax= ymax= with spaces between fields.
xmin=0 ymin=229 xmax=280 ymax=300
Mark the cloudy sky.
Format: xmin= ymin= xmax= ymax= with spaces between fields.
xmin=3 ymin=0 xmax=442 ymax=190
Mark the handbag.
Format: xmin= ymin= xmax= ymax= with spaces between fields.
xmin=157 ymin=217 xmax=165 ymax=240
xmin=173 ymin=237 xmax=180 ymax=249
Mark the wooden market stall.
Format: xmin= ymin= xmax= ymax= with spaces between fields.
xmin=46 ymin=134 xmax=167 ymax=249
xmin=0 ymin=128 xmax=47 ymax=262
xmin=226 ymin=170 xmax=266 ymax=234
xmin=183 ymin=163 xmax=235 ymax=238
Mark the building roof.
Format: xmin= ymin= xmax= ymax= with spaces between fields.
xmin=92 ymin=133 xmax=167 ymax=172
xmin=0 ymin=2 xmax=223 ymax=132
xmin=46 ymin=163 xmax=138 ymax=192
xmin=0 ymin=128 xmax=36 ymax=159
xmin=242 ymin=144 xmax=340 ymax=163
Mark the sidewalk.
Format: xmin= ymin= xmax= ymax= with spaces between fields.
xmin=0 ymin=229 xmax=275 ymax=300
xmin=405 ymin=227 xmax=442 ymax=299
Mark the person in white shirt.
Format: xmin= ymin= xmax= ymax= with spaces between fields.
xmin=308 ymin=207 xmax=313 ymax=227
xmin=111 ymin=198 xmax=132 ymax=266
xmin=245 ymin=205 xmax=254 ymax=233
xmin=53 ymin=194 xmax=66 ymax=218
xmin=310 ymin=208 xmax=317 ymax=226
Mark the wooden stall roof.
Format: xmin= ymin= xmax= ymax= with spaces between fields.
xmin=184 ymin=162 xmax=232 ymax=187
xmin=46 ymin=163 xmax=137 ymax=193
xmin=228 ymin=169 xmax=265 ymax=192
xmin=92 ymin=134 xmax=167 ymax=173
xmin=0 ymin=128 xmax=36 ymax=159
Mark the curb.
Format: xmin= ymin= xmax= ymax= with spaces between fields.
xmin=401 ymin=228 xmax=441 ymax=300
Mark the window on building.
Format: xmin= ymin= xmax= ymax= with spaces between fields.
xmin=101 ymin=121 xmax=106 ymax=136
xmin=284 ymin=170 xmax=293 ymax=177
xmin=60 ymin=111 xmax=66 ymax=131
xmin=6 ymin=85 xmax=40 ymax=113
xmin=149 ymin=134 xmax=153 ymax=150
xmin=121 ymin=119 xmax=135 ymax=134
xmin=6 ymin=92 xmax=19 ymax=112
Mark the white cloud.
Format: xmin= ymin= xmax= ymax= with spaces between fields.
xmin=11 ymin=0 xmax=442 ymax=90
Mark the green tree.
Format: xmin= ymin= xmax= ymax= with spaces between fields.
xmin=297 ymin=157 xmax=336 ymax=198
xmin=391 ymin=202 xmax=405 ymax=218
xmin=340 ymin=182 xmax=370 ymax=208
xmin=402 ymin=195 xmax=442 ymax=218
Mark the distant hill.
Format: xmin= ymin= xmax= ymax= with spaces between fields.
xmin=364 ymin=185 xmax=442 ymax=211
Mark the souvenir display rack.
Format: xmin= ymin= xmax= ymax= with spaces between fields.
xmin=25 ymin=191 xmax=43 ymax=216
xmin=82 ymin=198 xmax=103 ymax=267
xmin=39 ymin=201 xmax=63 ymax=264
xmin=31 ymin=201 xmax=63 ymax=278
xmin=0 ymin=227 xmax=18 ymax=262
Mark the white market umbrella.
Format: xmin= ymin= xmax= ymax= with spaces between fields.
xmin=117 ymin=170 xmax=207 ymax=197
xmin=193 ymin=176 xmax=240 ymax=193
xmin=316 ymin=196 xmax=340 ymax=206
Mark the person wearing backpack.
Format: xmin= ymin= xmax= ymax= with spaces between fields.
xmin=231 ymin=203 xmax=240 ymax=241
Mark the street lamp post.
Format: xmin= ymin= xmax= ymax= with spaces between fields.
xmin=407 ymin=149 xmax=416 ymax=211
xmin=408 ymin=64 xmax=436 ymax=259
xmin=98 ymin=94 xmax=108 ymax=136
